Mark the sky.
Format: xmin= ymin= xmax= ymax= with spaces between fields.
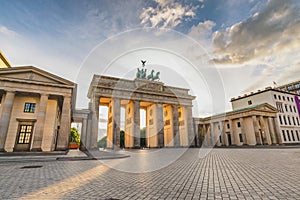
xmin=1 ymin=0 xmax=300 ymax=120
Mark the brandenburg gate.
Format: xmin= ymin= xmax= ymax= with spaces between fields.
xmin=82 ymin=62 xmax=195 ymax=149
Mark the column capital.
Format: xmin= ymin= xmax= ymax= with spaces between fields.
xmin=40 ymin=93 xmax=49 ymax=97
xmin=5 ymin=90 xmax=16 ymax=93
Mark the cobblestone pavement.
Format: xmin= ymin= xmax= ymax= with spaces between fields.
xmin=0 ymin=148 xmax=299 ymax=200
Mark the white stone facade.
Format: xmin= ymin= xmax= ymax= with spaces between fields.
xmin=231 ymin=88 xmax=300 ymax=144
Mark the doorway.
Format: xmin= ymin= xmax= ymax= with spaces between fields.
xmin=14 ymin=124 xmax=33 ymax=151
xmin=227 ymin=133 xmax=232 ymax=145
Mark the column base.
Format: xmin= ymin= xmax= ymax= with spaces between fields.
xmin=30 ymin=148 xmax=42 ymax=152
xmin=55 ymin=147 xmax=68 ymax=151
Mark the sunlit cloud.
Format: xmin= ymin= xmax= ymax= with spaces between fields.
xmin=140 ymin=0 xmax=197 ymax=28
xmin=211 ymin=0 xmax=300 ymax=64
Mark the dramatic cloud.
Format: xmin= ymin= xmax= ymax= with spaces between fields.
xmin=140 ymin=0 xmax=196 ymax=28
xmin=211 ymin=0 xmax=300 ymax=64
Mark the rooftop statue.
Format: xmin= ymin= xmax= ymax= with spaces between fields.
xmin=136 ymin=60 xmax=160 ymax=81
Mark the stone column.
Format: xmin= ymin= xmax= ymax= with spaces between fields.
xmin=259 ymin=116 xmax=271 ymax=145
xmin=81 ymin=118 xmax=88 ymax=150
xmin=133 ymin=100 xmax=140 ymax=148
xmin=273 ymin=117 xmax=282 ymax=144
xmin=224 ymin=121 xmax=229 ymax=146
xmin=112 ymin=98 xmax=121 ymax=150
xmin=157 ymin=103 xmax=164 ymax=147
xmin=228 ymin=119 xmax=235 ymax=145
xmin=219 ymin=121 xmax=224 ymax=146
xmin=193 ymin=119 xmax=199 ymax=147
xmin=88 ymin=96 xmax=99 ymax=149
xmin=252 ymin=116 xmax=261 ymax=145
xmin=206 ymin=124 xmax=211 ymax=146
xmin=0 ymin=91 xmax=15 ymax=151
xmin=268 ymin=117 xmax=277 ymax=144
xmin=172 ymin=105 xmax=180 ymax=147
xmin=202 ymin=124 xmax=207 ymax=146
xmin=86 ymin=102 xmax=93 ymax=149
xmin=210 ymin=122 xmax=215 ymax=146
xmin=239 ymin=117 xmax=247 ymax=145
xmin=185 ymin=106 xmax=195 ymax=146
xmin=31 ymin=93 xmax=49 ymax=151
xmin=56 ymin=96 xmax=71 ymax=150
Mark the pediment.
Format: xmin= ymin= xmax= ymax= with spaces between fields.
xmin=0 ymin=66 xmax=74 ymax=86
xmin=253 ymin=103 xmax=277 ymax=112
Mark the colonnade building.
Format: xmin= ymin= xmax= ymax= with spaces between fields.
xmin=194 ymin=103 xmax=281 ymax=147
xmin=231 ymin=87 xmax=300 ymax=144
xmin=193 ymin=87 xmax=300 ymax=147
xmin=0 ymin=66 xmax=76 ymax=152
xmin=80 ymin=75 xmax=195 ymax=150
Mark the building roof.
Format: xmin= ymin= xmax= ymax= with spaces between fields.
xmin=197 ymin=103 xmax=278 ymax=122
xmin=0 ymin=51 xmax=11 ymax=68
xmin=231 ymin=86 xmax=299 ymax=102
xmin=0 ymin=66 xmax=75 ymax=87
xmin=276 ymin=80 xmax=300 ymax=89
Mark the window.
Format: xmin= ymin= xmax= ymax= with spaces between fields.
xmin=279 ymin=115 xmax=282 ymax=125
xmin=219 ymin=135 xmax=222 ymax=143
xmin=283 ymin=96 xmax=285 ymax=101
xmin=294 ymin=106 xmax=297 ymax=113
xmin=297 ymin=117 xmax=300 ymax=126
xmin=296 ymin=131 xmax=300 ymax=141
xmin=248 ymin=100 xmax=252 ymax=105
xmin=283 ymin=116 xmax=287 ymax=125
xmin=278 ymin=95 xmax=281 ymax=100
xmin=24 ymin=103 xmax=36 ymax=113
xmin=276 ymin=102 xmax=283 ymax=113
xmin=290 ymin=105 xmax=293 ymax=112
xmin=287 ymin=130 xmax=291 ymax=141
xmin=288 ymin=116 xmax=291 ymax=125
xmin=274 ymin=94 xmax=277 ymax=99
xmin=237 ymin=122 xmax=241 ymax=127
xmin=285 ymin=105 xmax=288 ymax=112
xmin=291 ymin=130 xmax=295 ymax=141
xmin=282 ymin=130 xmax=286 ymax=141
xmin=291 ymin=97 xmax=294 ymax=102
xmin=227 ymin=123 xmax=230 ymax=129
xmin=287 ymin=97 xmax=290 ymax=101
xmin=292 ymin=117 xmax=296 ymax=126
xmin=239 ymin=134 xmax=243 ymax=142
xmin=17 ymin=125 xmax=33 ymax=144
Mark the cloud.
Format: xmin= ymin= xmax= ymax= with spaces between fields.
xmin=211 ymin=0 xmax=300 ymax=64
xmin=0 ymin=25 xmax=17 ymax=37
xmin=140 ymin=0 xmax=196 ymax=28
xmin=189 ymin=20 xmax=216 ymax=41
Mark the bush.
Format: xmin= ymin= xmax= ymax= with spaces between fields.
xmin=70 ymin=127 xmax=80 ymax=144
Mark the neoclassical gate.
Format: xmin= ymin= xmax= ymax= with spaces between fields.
xmin=81 ymin=75 xmax=195 ymax=149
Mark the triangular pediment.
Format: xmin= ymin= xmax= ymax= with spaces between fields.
xmin=0 ymin=66 xmax=74 ymax=86
xmin=253 ymin=103 xmax=278 ymax=112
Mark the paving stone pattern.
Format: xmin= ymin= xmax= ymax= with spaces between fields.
xmin=0 ymin=148 xmax=299 ymax=199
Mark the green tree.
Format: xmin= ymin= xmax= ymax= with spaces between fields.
xmin=120 ymin=130 xmax=125 ymax=148
xmin=70 ymin=127 xmax=80 ymax=144
xmin=140 ymin=127 xmax=146 ymax=147
xmin=97 ymin=136 xmax=107 ymax=148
